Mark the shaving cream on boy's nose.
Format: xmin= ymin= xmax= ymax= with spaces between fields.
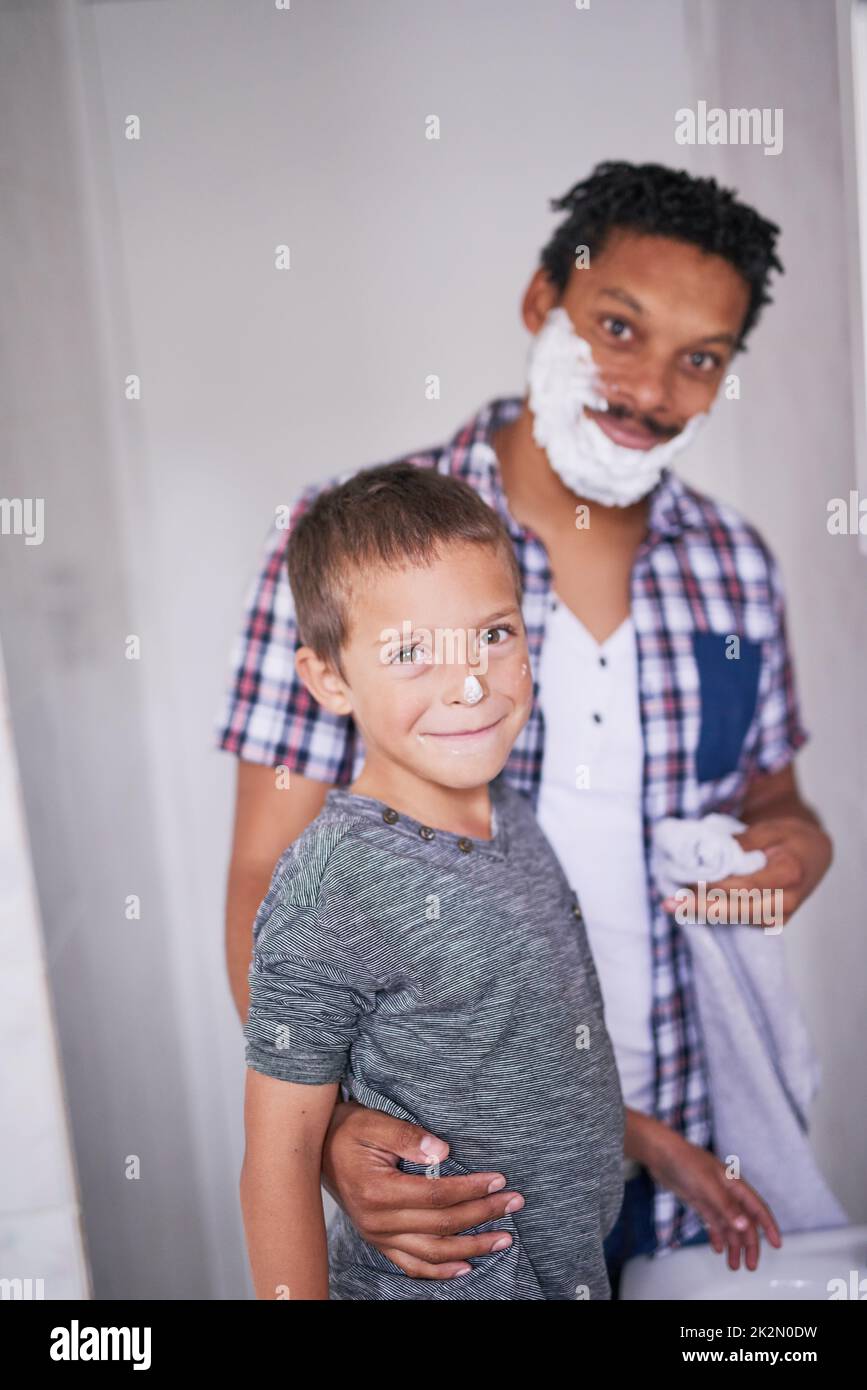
xmin=526 ymin=305 xmax=712 ymax=507
xmin=463 ymin=674 xmax=484 ymax=704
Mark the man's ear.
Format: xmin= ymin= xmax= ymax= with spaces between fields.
xmin=294 ymin=646 xmax=353 ymax=717
xmin=522 ymin=266 xmax=559 ymax=334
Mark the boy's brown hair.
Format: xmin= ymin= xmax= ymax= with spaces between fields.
xmin=286 ymin=462 xmax=524 ymax=679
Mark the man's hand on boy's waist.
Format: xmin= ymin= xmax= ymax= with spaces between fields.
xmin=321 ymin=1100 xmax=525 ymax=1278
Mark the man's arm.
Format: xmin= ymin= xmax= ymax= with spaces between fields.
xmin=717 ymin=763 xmax=830 ymax=924
xmin=623 ymin=1107 xmax=781 ymax=1271
xmin=225 ymin=762 xmax=331 ymax=1022
xmin=240 ymin=1069 xmax=337 ymax=1299
xmin=718 ymin=546 xmax=832 ymax=919
xmin=734 ymin=762 xmax=832 ymax=921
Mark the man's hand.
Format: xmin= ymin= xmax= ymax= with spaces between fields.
xmin=629 ymin=1110 xmax=782 ymax=1271
xmin=662 ymin=764 xmax=832 ymax=926
xmin=662 ymin=817 xmax=831 ymax=924
xmin=321 ymin=1101 xmax=526 ymax=1278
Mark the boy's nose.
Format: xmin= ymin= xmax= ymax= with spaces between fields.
xmin=444 ymin=669 xmax=487 ymax=705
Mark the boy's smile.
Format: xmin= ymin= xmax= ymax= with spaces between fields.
xmin=418 ymin=713 xmax=508 ymax=746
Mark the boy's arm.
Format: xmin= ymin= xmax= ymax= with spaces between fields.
xmin=241 ymin=1068 xmax=339 ymax=1300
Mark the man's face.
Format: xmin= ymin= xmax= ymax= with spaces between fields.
xmin=547 ymin=228 xmax=751 ymax=450
xmin=334 ymin=541 xmax=533 ymax=792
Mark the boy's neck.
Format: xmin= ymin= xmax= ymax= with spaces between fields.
xmin=349 ymin=760 xmax=496 ymax=841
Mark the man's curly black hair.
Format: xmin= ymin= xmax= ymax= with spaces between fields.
xmin=539 ymin=161 xmax=783 ymax=351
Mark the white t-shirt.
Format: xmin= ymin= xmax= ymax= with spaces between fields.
xmin=535 ymin=593 xmax=655 ymax=1117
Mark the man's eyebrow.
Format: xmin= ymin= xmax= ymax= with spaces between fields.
xmin=694 ymin=331 xmax=738 ymax=347
xmin=598 ymin=288 xmax=737 ymax=348
xmin=598 ymin=286 xmax=645 ymax=315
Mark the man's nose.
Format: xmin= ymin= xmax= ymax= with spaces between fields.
xmin=607 ymin=354 xmax=676 ymax=417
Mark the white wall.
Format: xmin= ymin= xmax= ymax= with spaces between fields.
xmin=0 ymin=635 xmax=91 ymax=1300
xmin=1 ymin=0 xmax=863 ymax=1297
xmin=0 ymin=0 xmax=209 ymax=1298
xmin=678 ymin=0 xmax=867 ymax=1226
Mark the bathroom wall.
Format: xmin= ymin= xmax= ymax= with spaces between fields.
xmin=0 ymin=0 xmax=863 ymax=1297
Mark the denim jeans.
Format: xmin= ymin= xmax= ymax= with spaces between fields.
xmin=603 ymin=1165 xmax=711 ymax=1300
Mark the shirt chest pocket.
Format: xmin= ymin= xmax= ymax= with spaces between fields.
xmin=692 ymin=631 xmax=762 ymax=783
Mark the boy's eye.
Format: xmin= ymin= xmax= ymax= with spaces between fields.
xmin=480 ymin=624 xmax=515 ymax=646
xmin=394 ymin=644 xmax=429 ymax=665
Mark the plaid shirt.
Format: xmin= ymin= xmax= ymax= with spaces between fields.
xmin=216 ymin=394 xmax=808 ymax=1251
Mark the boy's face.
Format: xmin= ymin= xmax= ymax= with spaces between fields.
xmin=308 ymin=541 xmax=533 ymax=792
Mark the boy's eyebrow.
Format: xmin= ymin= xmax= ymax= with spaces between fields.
xmin=372 ymin=607 xmax=521 ymax=645
xmin=477 ymin=607 xmax=521 ymax=628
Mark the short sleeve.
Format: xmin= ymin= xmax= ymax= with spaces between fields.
xmin=244 ymin=891 xmax=382 ymax=1086
xmin=213 ymin=481 xmax=361 ymax=781
xmin=751 ymin=551 xmax=809 ymax=775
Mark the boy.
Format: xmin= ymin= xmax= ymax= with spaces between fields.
xmin=240 ymin=462 xmax=625 ymax=1300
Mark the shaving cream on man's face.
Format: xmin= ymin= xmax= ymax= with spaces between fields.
xmin=526 ymin=305 xmax=711 ymax=507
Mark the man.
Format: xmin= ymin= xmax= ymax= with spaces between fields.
xmin=217 ymin=161 xmax=832 ymax=1293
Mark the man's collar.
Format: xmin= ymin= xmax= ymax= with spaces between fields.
xmin=444 ymin=394 xmax=524 ymax=459
xmin=646 ymin=468 xmax=706 ymax=539
xmin=444 ymin=394 xmax=704 ymax=541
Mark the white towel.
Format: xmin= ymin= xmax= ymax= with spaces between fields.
xmin=652 ymin=816 xmax=849 ymax=1234
xmin=652 ymin=813 xmax=767 ymax=897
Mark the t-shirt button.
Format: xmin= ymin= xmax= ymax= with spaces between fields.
xmin=599 ymin=655 xmax=607 ymax=668
xmin=572 ymin=901 xmax=584 ymax=922
xmin=382 ymin=808 xmax=399 ymax=824
xmin=592 ymin=712 xmax=603 ymax=724
xmin=419 ymin=825 xmax=435 ymax=841
xmin=457 ymin=837 xmax=473 ymax=853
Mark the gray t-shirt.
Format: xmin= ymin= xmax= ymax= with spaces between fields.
xmin=245 ymin=774 xmax=625 ymax=1300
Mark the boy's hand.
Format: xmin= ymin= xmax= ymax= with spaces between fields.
xmin=321 ymin=1100 xmax=526 ymax=1278
xmin=641 ymin=1118 xmax=782 ymax=1270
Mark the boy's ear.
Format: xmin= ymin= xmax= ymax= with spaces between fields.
xmin=294 ymin=646 xmax=353 ymax=717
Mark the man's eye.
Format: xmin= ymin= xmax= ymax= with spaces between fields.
xmin=688 ymin=350 xmax=722 ymax=372
xmin=601 ymin=316 xmax=633 ymax=341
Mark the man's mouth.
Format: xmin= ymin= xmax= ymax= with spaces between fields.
xmin=585 ymin=405 xmax=679 ymax=452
